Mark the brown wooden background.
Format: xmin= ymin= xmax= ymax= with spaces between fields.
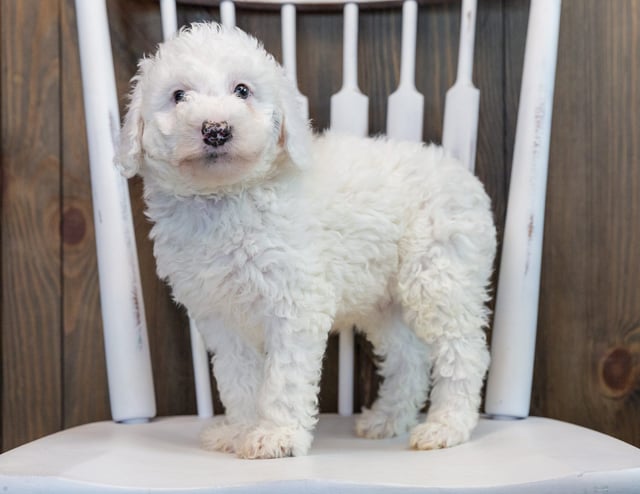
xmin=2 ymin=0 xmax=639 ymax=453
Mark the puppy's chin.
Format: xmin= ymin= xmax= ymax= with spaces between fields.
xmin=179 ymin=150 xmax=230 ymax=168
xmin=176 ymin=151 xmax=267 ymax=192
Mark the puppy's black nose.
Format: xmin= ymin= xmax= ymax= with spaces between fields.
xmin=202 ymin=120 xmax=233 ymax=147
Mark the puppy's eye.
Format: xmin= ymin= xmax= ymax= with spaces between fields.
xmin=173 ymin=90 xmax=187 ymax=103
xmin=233 ymin=84 xmax=250 ymax=100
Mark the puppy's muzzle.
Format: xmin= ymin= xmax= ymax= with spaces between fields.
xmin=202 ymin=120 xmax=233 ymax=147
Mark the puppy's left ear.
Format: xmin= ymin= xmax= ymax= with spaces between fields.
xmin=279 ymin=78 xmax=311 ymax=170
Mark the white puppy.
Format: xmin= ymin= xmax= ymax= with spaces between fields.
xmin=117 ymin=23 xmax=496 ymax=459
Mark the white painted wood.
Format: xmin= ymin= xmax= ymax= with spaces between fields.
xmin=75 ymin=0 xmax=155 ymax=423
xmin=281 ymin=3 xmax=309 ymax=120
xmin=189 ymin=320 xmax=214 ymax=418
xmin=220 ymin=0 xmax=237 ymax=27
xmin=160 ymin=0 xmax=178 ymax=39
xmin=330 ymin=2 xmax=368 ymax=416
xmin=2 ymin=415 xmax=639 ymax=492
xmin=386 ymin=0 xmax=423 ymax=142
xmin=330 ymin=3 xmax=369 ymax=136
xmin=485 ymin=0 xmax=562 ymax=419
xmin=337 ymin=329 xmax=355 ymax=416
xmin=442 ymin=0 xmax=479 ymax=172
xmin=232 ymin=0 xmax=402 ymax=5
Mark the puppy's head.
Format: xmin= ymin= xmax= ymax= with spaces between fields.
xmin=116 ymin=23 xmax=310 ymax=195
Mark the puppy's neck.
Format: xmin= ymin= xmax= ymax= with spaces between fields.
xmin=143 ymin=157 xmax=300 ymax=210
xmin=140 ymin=145 xmax=300 ymax=201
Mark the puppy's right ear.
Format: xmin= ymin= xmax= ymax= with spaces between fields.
xmin=115 ymin=72 xmax=145 ymax=178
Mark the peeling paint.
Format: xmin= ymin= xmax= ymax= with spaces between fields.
xmin=525 ymin=215 xmax=534 ymax=275
xmin=109 ymin=110 xmax=120 ymax=153
xmin=132 ymin=288 xmax=145 ymax=351
xmin=532 ymin=100 xmax=546 ymax=158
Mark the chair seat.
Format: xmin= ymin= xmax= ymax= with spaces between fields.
xmin=1 ymin=414 xmax=639 ymax=493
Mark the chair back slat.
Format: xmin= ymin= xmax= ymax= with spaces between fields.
xmin=453 ymin=0 xmax=476 ymax=85
xmin=386 ymin=0 xmax=423 ymax=141
xmin=330 ymin=3 xmax=369 ymax=137
xmin=442 ymin=0 xmax=479 ymax=172
xmin=208 ymin=0 xmax=403 ymax=5
xmin=220 ymin=0 xmax=237 ymax=27
xmin=160 ymin=0 xmax=179 ymax=38
xmin=281 ymin=4 xmax=297 ymax=82
xmin=190 ymin=318 xmax=215 ymax=417
xmin=281 ymin=4 xmax=310 ymax=120
xmin=75 ymin=0 xmax=156 ymax=423
xmin=485 ymin=0 xmax=562 ymax=418
xmin=337 ymin=332 xmax=356 ymax=416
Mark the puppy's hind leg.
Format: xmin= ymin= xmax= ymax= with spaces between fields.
xmin=198 ymin=317 xmax=263 ymax=454
xmin=398 ymin=221 xmax=493 ymax=449
xmin=409 ymin=331 xmax=489 ymax=450
xmin=355 ymin=306 xmax=431 ymax=439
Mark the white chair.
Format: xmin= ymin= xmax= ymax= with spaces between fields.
xmin=1 ymin=0 xmax=639 ymax=492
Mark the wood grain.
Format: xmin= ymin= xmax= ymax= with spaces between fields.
xmin=533 ymin=0 xmax=640 ymax=445
xmin=1 ymin=0 xmax=62 ymax=451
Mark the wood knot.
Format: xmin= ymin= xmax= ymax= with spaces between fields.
xmin=62 ymin=206 xmax=86 ymax=245
xmin=599 ymin=346 xmax=636 ymax=399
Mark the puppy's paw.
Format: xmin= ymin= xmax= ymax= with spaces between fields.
xmin=409 ymin=419 xmax=471 ymax=450
xmin=355 ymin=407 xmax=416 ymax=439
xmin=200 ymin=417 xmax=248 ymax=454
xmin=237 ymin=424 xmax=313 ymax=459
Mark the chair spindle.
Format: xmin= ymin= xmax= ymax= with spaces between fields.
xmin=485 ymin=0 xmax=562 ymax=419
xmin=442 ymin=0 xmax=479 ymax=172
xmin=386 ymin=0 xmax=423 ymax=142
xmin=75 ymin=0 xmax=156 ymax=424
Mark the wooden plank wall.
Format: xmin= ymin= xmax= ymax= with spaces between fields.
xmin=1 ymin=0 xmax=639 ymax=452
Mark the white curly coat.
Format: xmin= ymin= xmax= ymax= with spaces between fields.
xmin=116 ymin=23 xmax=497 ymax=459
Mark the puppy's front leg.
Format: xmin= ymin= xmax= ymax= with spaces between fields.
xmin=238 ymin=318 xmax=329 ymax=459
xmin=198 ymin=318 xmax=263 ymax=454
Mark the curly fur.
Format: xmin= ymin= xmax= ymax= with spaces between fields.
xmin=117 ymin=22 xmax=497 ymax=459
